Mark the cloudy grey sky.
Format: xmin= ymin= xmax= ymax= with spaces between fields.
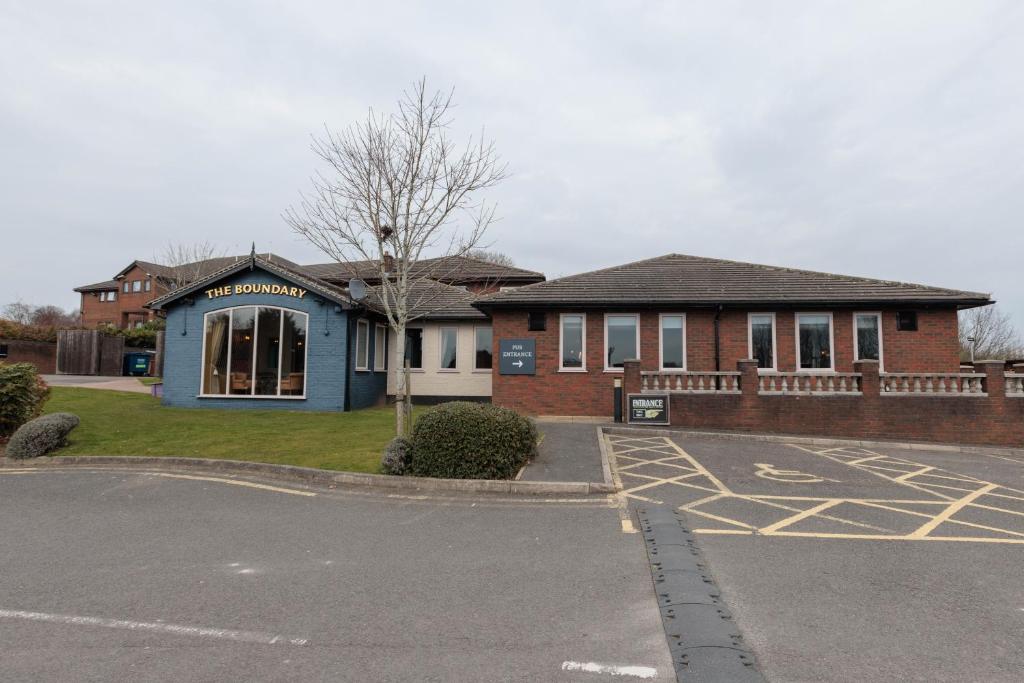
xmin=2 ymin=1 xmax=1022 ymax=325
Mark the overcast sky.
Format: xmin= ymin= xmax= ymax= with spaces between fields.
xmin=2 ymin=1 xmax=1022 ymax=326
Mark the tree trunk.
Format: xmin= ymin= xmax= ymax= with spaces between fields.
xmin=393 ymin=323 xmax=407 ymax=436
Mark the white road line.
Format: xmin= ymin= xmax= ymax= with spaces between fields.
xmin=561 ymin=661 xmax=658 ymax=679
xmin=0 ymin=609 xmax=308 ymax=646
xmin=147 ymin=472 xmax=317 ymax=497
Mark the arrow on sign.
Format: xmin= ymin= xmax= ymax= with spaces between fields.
xmin=513 ymin=360 xmax=524 ymax=368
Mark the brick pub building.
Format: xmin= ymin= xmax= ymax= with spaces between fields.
xmin=477 ymin=254 xmax=1024 ymax=447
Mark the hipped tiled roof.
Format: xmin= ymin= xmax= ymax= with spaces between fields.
xmin=364 ymin=279 xmax=487 ymax=320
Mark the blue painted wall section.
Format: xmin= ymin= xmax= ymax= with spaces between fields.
xmin=348 ymin=316 xmax=389 ymax=410
xmin=160 ymin=268 xmax=378 ymax=411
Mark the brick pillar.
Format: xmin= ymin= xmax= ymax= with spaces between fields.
xmin=853 ymin=360 xmax=880 ymax=396
xmin=623 ymin=359 xmax=642 ymax=396
xmin=737 ymin=359 xmax=759 ymax=397
xmin=974 ymin=360 xmax=1006 ymax=399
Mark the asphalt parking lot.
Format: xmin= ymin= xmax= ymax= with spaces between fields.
xmin=607 ymin=431 xmax=1024 ymax=682
xmin=0 ymin=468 xmax=673 ymax=682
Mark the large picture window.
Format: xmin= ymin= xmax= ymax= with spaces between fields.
xmin=796 ymin=313 xmax=833 ymax=371
xmin=475 ymin=326 xmax=493 ymax=370
xmin=660 ymin=314 xmax=685 ymax=370
xmin=605 ymin=314 xmax=639 ymax=370
xmin=748 ymin=313 xmax=776 ymax=371
xmin=854 ymin=312 xmax=882 ymax=369
xmin=201 ymin=306 xmax=307 ymax=397
xmin=560 ymin=314 xmax=585 ymax=371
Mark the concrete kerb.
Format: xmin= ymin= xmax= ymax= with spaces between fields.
xmin=0 ymin=455 xmax=614 ymax=496
xmin=601 ymin=425 xmax=1024 ymax=457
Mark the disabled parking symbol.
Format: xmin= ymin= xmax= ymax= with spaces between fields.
xmin=754 ymin=463 xmax=838 ymax=484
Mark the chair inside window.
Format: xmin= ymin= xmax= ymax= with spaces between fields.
xmin=280 ymin=373 xmax=304 ymax=395
xmin=230 ymin=372 xmax=251 ymax=392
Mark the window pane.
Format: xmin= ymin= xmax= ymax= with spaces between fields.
xmin=280 ymin=311 xmax=307 ymax=395
xmin=661 ymin=316 xmax=683 ymax=369
xmin=750 ymin=314 xmax=774 ymax=369
xmin=374 ymin=326 xmax=386 ymax=370
xmin=607 ymin=315 xmax=637 ymax=368
xmin=440 ymin=328 xmax=457 ymax=369
xmin=132 ymin=280 xmax=141 ymax=292
xmin=475 ymin=327 xmax=493 ymax=369
xmin=254 ymin=307 xmax=282 ymax=395
xmin=123 ymin=282 xmax=129 ymax=293
xmin=229 ymin=307 xmax=256 ymax=394
xmin=562 ymin=315 xmax=583 ymax=368
xmin=799 ymin=315 xmax=832 ymax=369
xmin=202 ymin=311 xmax=230 ymax=394
xmin=856 ymin=315 xmax=880 ymax=361
xmin=357 ymin=322 xmax=369 ymax=369
xmin=405 ymin=329 xmax=423 ymax=369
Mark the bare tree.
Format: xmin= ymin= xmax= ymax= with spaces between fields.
xmin=158 ymin=241 xmax=228 ymax=290
xmin=1 ymin=301 xmax=34 ymax=325
xmin=959 ymin=305 xmax=1024 ymax=361
xmin=1 ymin=301 xmax=79 ymax=328
xmin=466 ymin=249 xmax=515 ymax=267
xmin=285 ymin=79 xmax=506 ymax=435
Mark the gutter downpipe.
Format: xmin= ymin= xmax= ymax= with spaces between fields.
xmin=713 ymin=304 xmax=723 ymax=390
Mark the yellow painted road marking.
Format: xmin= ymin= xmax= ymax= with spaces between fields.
xmin=759 ymin=500 xmax=843 ymax=534
xmin=148 ymin=473 xmax=317 ymax=497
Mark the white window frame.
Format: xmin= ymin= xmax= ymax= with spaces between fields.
xmin=559 ymin=313 xmax=587 ymax=372
xmin=404 ymin=327 xmax=425 ymax=371
xmin=198 ymin=305 xmax=308 ymax=399
xmin=473 ymin=325 xmax=493 ymax=372
xmin=108 ymin=291 xmax=116 ymax=302
xmin=144 ymin=279 xmax=151 ymax=292
xmin=355 ymin=319 xmax=370 ymax=371
xmin=795 ymin=312 xmax=835 ymax=372
xmin=132 ymin=280 xmax=142 ymax=292
xmin=604 ymin=313 xmax=641 ymax=373
xmin=438 ymin=326 xmax=459 ymax=372
xmin=658 ymin=313 xmax=687 ymax=372
xmin=99 ymin=292 xmax=106 ymax=302
xmin=853 ymin=311 xmax=884 ymax=372
xmin=374 ymin=323 xmax=387 ymax=372
xmin=123 ymin=281 xmax=130 ymax=293
xmin=747 ymin=312 xmax=778 ymax=373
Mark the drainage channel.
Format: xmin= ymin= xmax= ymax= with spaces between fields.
xmin=636 ymin=506 xmax=765 ymax=682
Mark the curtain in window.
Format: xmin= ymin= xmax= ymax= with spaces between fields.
xmin=440 ymin=328 xmax=458 ymax=369
xmin=202 ymin=311 xmax=230 ymax=394
xmin=799 ymin=315 xmax=831 ymax=369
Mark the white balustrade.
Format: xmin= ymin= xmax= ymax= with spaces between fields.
xmin=640 ymin=371 xmax=741 ymax=394
xmin=1006 ymin=373 xmax=1024 ymax=397
xmin=880 ymin=373 xmax=986 ymax=396
xmin=757 ymin=373 xmax=862 ymax=395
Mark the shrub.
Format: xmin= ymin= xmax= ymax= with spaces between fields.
xmin=407 ymin=402 xmax=538 ymax=479
xmin=0 ymin=362 xmax=50 ymax=438
xmin=5 ymin=412 xmax=80 ymax=459
xmin=381 ymin=436 xmax=413 ymax=475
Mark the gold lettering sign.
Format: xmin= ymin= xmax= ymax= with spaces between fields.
xmin=205 ymin=283 xmax=307 ymax=299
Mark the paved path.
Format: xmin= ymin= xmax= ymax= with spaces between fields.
xmin=0 ymin=468 xmax=673 ymax=682
xmin=520 ymin=422 xmax=610 ymax=484
xmin=43 ymin=374 xmax=151 ymax=394
xmin=605 ymin=431 xmax=1024 ymax=682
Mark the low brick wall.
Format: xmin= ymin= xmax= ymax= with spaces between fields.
xmin=623 ymin=359 xmax=1024 ymax=448
xmin=0 ymin=339 xmax=57 ymax=374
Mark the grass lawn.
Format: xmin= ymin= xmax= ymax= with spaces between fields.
xmin=136 ymin=377 xmax=163 ymax=386
xmin=43 ymin=387 xmax=415 ymax=472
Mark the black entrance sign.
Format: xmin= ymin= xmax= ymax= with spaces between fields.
xmin=499 ymin=339 xmax=536 ymax=375
xmin=627 ymin=394 xmax=670 ymax=425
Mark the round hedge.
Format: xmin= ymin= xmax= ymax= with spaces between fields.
xmin=407 ymin=402 xmax=538 ymax=479
xmin=381 ymin=436 xmax=412 ymax=475
xmin=5 ymin=412 xmax=79 ymax=459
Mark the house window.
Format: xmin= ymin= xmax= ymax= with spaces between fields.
xmin=98 ymin=292 xmax=106 ymax=302
xmin=748 ymin=313 xmax=777 ymax=371
xmin=439 ymin=327 xmax=458 ymax=370
xmin=605 ymin=314 xmax=639 ymax=370
xmin=374 ymin=323 xmax=387 ymax=372
xmin=107 ymin=291 xmax=117 ymax=302
xmin=355 ymin=319 xmax=369 ymax=371
xmin=201 ymin=306 xmax=307 ymax=397
xmin=132 ymin=280 xmax=142 ymax=292
xmin=896 ymin=311 xmax=918 ymax=331
xmin=528 ymin=311 xmax=546 ymax=332
xmin=559 ymin=314 xmax=586 ymax=371
xmin=123 ymin=282 xmax=130 ymax=293
xmin=854 ymin=313 xmax=883 ymax=368
xmin=475 ymin=326 xmax=493 ymax=370
xmin=796 ymin=313 xmax=834 ymax=370
xmin=405 ymin=328 xmax=423 ymax=369
xmin=660 ymin=314 xmax=686 ymax=370
xmin=144 ymin=279 xmax=152 ymax=292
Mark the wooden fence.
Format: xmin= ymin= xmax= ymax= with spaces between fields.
xmin=56 ymin=330 xmax=124 ymax=376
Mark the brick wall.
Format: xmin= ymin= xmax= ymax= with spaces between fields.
xmin=492 ymin=306 xmax=963 ymax=417
xmin=621 ymin=359 xmax=1023 ymax=448
xmin=0 ymin=339 xmax=57 ymax=374
xmin=80 ymin=265 xmax=168 ymax=328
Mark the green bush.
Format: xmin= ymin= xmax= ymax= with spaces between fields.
xmin=5 ymin=412 xmax=80 ymax=459
xmin=381 ymin=436 xmax=412 ymax=475
xmin=100 ymin=320 xmax=165 ymax=348
xmin=0 ymin=362 xmax=50 ymax=438
xmin=407 ymin=402 xmax=538 ymax=479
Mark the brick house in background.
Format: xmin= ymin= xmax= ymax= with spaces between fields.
xmin=475 ymin=253 xmax=994 ymax=418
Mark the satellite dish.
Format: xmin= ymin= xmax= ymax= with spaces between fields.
xmin=348 ymin=278 xmax=368 ymax=301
